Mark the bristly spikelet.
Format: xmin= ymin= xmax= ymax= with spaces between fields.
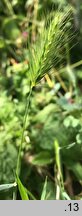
xmin=29 ymin=7 xmax=73 ymax=87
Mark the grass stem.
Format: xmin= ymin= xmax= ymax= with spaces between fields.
xmin=16 ymin=86 xmax=32 ymax=177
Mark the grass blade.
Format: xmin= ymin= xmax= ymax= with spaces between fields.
xmin=62 ymin=191 xmax=71 ymax=200
xmin=0 ymin=182 xmax=17 ymax=192
xmin=16 ymin=176 xmax=29 ymax=200
xmin=41 ymin=177 xmax=47 ymax=200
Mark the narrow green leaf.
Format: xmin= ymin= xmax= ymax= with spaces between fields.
xmin=0 ymin=182 xmax=17 ymax=192
xmin=41 ymin=177 xmax=47 ymax=200
xmin=16 ymin=176 xmax=29 ymax=200
xmin=26 ymin=188 xmax=36 ymax=200
xmin=62 ymin=191 xmax=71 ymax=200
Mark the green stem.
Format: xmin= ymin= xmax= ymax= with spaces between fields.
xmin=16 ymin=86 xmax=32 ymax=177
xmin=54 ymin=140 xmax=64 ymax=200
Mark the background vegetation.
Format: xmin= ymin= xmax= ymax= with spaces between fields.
xmin=0 ymin=0 xmax=82 ymax=200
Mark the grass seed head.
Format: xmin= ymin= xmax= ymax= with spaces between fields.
xmin=29 ymin=7 xmax=73 ymax=87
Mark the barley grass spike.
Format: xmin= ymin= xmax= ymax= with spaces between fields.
xmin=29 ymin=7 xmax=72 ymax=87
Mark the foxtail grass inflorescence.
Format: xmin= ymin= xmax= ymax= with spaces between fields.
xmin=29 ymin=7 xmax=73 ymax=87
